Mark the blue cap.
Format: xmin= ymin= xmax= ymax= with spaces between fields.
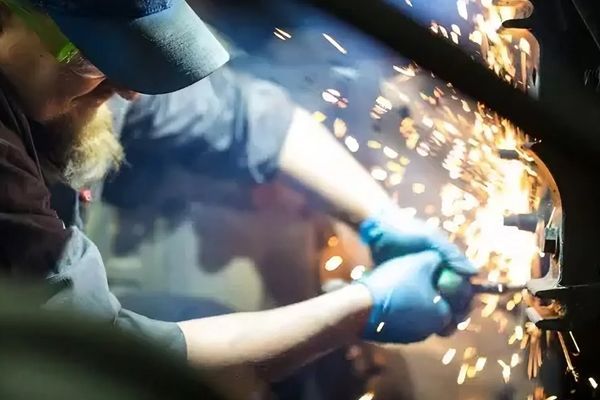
xmin=32 ymin=0 xmax=230 ymax=94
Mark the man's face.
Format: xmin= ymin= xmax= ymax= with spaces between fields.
xmin=0 ymin=7 xmax=136 ymax=188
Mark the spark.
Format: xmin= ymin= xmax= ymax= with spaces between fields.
xmin=513 ymin=292 xmax=523 ymax=304
xmin=424 ymin=205 xmax=436 ymax=215
xmin=497 ymin=360 xmax=511 ymax=383
xmin=371 ymin=167 xmax=388 ymax=181
xmin=324 ymin=256 xmax=343 ymax=271
xmin=463 ymin=347 xmax=476 ymax=360
xmin=438 ymin=25 xmax=449 ymax=39
xmin=511 ymin=353 xmax=520 ymax=367
xmin=322 ymin=33 xmax=347 ymax=54
xmin=322 ymin=89 xmax=341 ymax=103
xmin=416 ymin=142 xmax=430 ymax=157
xmin=312 ymin=111 xmax=327 ymax=123
xmin=357 ymin=392 xmax=375 ymax=400
xmin=469 ymin=30 xmax=483 ymax=45
xmin=590 ymin=378 xmax=598 ymax=389
xmin=274 ymin=27 xmax=291 ymax=39
xmin=444 ymin=122 xmax=460 ymax=135
xmin=327 ymin=236 xmax=339 ymax=247
xmin=388 ymin=173 xmax=404 ymax=186
xmin=412 ymin=183 xmax=426 ymax=194
xmin=457 ymin=317 xmax=471 ymax=331
xmin=273 ymin=31 xmax=287 ymax=41
xmin=475 ymin=357 xmax=487 ymax=372
xmin=350 ymin=265 xmax=366 ymax=280
xmin=399 ymin=156 xmax=411 ymax=166
xmin=506 ymin=300 xmax=516 ymax=311
xmin=367 ymin=140 xmax=382 ymax=149
xmin=386 ymin=161 xmax=404 ymax=173
xmin=426 ymin=217 xmax=441 ymax=228
xmin=393 ymin=64 xmax=416 ymax=77
xmin=451 ymin=32 xmax=459 ymax=44
xmin=433 ymin=295 xmax=442 ymax=304
xmin=442 ymin=348 xmax=456 ymax=365
xmin=401 ymin=207 xmax=418 ymax=218
xmin=457 ymin=0 xmax=468 ymax=20
xmin=443 ymin=220 xmax=459 ymax=233
xmin=546 ymin=397 xmax=557 ymax=400
xmin=461 ymin=100 xmax=471 ymax=112
xmin=515 ymin=326 xmax=524 ymax=341
xmin=333 ymin=118 xmax=347 ymax=138
xmin=569 ymin=331 xmax=581 ymax=354
xmin=344 ymin=136 xmax=360 ymax=153
xmin=432 ymin=130 xmax=447 ymax=143
xmin=383 ymin=146 xmax=399 ymax=159
xmin=467 ymin=366 xmax=477 ymax=378
xmin=481 ymin=298 xmax=498 ymax=318
xmin=457 ymin=363 xmax=468 ymax=385
xmin=519 ymin=38 xmax=531 ymax=56
xmin=376 ymin=322 xmax=385 ymax=333
xmin=453 ymin=214 xmax=466 ymax=225
xmin=422 ymin=116 xmax=434 ymax=128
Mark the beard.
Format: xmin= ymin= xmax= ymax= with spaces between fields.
xmin=34 ymin=102 xmax=124 ymax=190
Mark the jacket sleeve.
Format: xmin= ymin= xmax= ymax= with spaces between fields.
xmin=44 ymin=227 xmax=187 ymax=360
xmin=0 ymin=126 xmax=186 ymax=359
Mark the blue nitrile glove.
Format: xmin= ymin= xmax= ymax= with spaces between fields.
xmin=359 ymin=215 xmax=476 ymax=275
xmin=357 ymin=251 xmax=463 ymax=343
xmin=359 ymin=211 xmax=477 ymax=331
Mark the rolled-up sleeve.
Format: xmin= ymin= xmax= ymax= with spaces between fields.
xmin=105 ymin=68 xmax=295 ymax=197
xmin=44 ymin=227 xmax=187 ymax=360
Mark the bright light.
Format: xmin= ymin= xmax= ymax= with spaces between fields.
xmin=442 ymin=348 xmax=456 ymax=365
xmin=322 ymin=33 xmax=347 ymax=54
xmin=344 ymin=136 xmax=360 ymax=153
xmin=350 ymin=265 xmax=367 ymax=280
xmin=324 ymin=256 xmax=343 ymax=271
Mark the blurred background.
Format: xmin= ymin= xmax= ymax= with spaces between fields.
xmin=84 ymin=1 xmax=561 ymax=399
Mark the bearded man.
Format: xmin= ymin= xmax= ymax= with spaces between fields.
xmin=0 ymin=0 xmax=475 ymax=397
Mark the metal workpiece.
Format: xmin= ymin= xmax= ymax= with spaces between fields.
xmin=503 ymin=213 xmax=540 ymax=233
xmin=542 ymin=226 xmax=560 ymax=256
xmin=498 ymin=149 xmax=521 ymax=160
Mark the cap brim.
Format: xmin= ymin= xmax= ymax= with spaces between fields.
xmin=47 ymin=1 xmax=230 ymax=94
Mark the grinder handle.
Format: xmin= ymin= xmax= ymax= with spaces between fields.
xmin=436 ymin=268 xmax=473 ymax=311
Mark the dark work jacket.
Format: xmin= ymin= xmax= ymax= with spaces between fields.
xmin=0 ymin=76 xmax=186 ymax=358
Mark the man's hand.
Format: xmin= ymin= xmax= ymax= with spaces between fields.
xmin=357 ymin=251 xmax=470 ymax=343
xmin=359 ymin=213 xmax=475 ymax=275
xmin=359 ymin=210 xmax=477 ymax=333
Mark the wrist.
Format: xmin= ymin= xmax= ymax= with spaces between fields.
xmin=332 ymin=284 xmax=373 ymax=340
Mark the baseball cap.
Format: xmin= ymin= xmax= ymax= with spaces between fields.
xmin=32 ymin=0 xmax=230 ymax=94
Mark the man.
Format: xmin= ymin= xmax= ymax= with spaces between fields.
xmin=0 ymin=0 xmax=475 ymax=397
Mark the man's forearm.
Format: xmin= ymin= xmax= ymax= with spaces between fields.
xmin=279 ymin=107 xmax=392 ymax=224
xmin=178 ymin=284 xmax=371 ymax=382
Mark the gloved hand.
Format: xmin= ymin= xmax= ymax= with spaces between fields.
xmin=359 ymin=211 xmax=475 ymax=275
xmin=357 ymin=251 xmax=468 ymax=343
xmin=359 ymin=209 xmax=477 ymax=321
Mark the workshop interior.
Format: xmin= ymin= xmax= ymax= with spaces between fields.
xmin=2 ymin=0 xmax=600 ymax=399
